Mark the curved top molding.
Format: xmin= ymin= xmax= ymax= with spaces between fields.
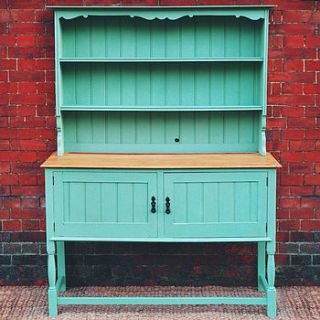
xmin=51 ymin=6 xmax=273 ymax=21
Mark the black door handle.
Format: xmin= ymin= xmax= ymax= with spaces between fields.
xmin=151 ymin=196 xmax=156 ymax=213
xmin=165 ymin=197 xmax=171 ymax=214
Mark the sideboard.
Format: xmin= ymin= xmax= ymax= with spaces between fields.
xmin=42 ymin=5 xmax=280 ymax=317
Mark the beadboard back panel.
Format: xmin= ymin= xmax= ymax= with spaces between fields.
xmin=60 ymin=16 xmax=263 ymax=60
xmin=63 ymin=111 xmax=259 ymax=153
xmin=61 ymin=62 xmax=262 ymax=109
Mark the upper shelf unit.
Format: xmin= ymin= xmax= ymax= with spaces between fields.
xmin=59 ymin=16 xmax=264 ymax=61
xmin=54 ymin=6 xmax=269 ymax=114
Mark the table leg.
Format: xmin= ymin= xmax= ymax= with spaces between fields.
xmin=47 ymin=240 xmax=58 ymax=317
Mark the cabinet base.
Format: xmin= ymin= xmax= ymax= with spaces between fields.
xmin=48 ymin=240 xmax=276 ymax=318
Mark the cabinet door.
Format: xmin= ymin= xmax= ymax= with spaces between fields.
xmin=163 ymin=171 xmax=267 ymax=238
xmin=54 ymin=171 xmax=157 ymax=238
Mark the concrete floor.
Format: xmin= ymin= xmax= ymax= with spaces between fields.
xmin=0 ymin=285 xmax=319 ymax=320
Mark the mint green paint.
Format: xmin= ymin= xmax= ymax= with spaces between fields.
xmin=60 ymin=16 xmax=263 ymax=59
xmin=61 ymin=62 xmax=261 ymax=109
xmin=47 ymin=6 xmax=276 ymax=317
xmin=57 ymin=296 xmax=267 ymax=305
xmin=63 ymin=111 xmax=259 ymax=153
xmin=163 ymin=171 xmax=267 ymax=238
xmin=56 ymin=241 xmax=66 ymax=292
xmin=54 ymin=171 xmax=158 ymax=238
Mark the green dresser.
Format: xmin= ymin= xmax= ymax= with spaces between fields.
xmin=42 ymin=5 xmax=280 ymax=317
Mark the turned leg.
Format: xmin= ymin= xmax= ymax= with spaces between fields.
xmin=47 ymin=241 xmax=58 ymax=317
xmin=266 ymin=243 xmax=276 ymax=318
xmin=57 ymin=241 xmax=66 ymax=292
xmin=257 ymin=242 xmax=266 ymax=291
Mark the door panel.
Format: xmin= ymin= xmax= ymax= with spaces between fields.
xmin=163 ymin=171 xmax=267 ymax=238
xmin=54 ymin=171 xmax=157 ymax=238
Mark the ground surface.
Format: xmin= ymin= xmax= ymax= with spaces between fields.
xmin=0 ymin=285 xmax=319 ymax=320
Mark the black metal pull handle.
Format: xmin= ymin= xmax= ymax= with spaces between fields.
xmin=165 ymin=197 xmax=171 ymax=214
xmin=151 ymin=196 xmax=156 ymax=213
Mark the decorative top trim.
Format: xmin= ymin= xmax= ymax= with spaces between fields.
xmin=50 ymin=6 xmax=273 ymax=21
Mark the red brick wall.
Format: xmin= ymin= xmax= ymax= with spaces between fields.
xmin=0 ymin=0 xmax=319 ymax=285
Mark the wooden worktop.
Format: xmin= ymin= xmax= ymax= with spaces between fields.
xmin=41 ymin=152 xmax=281 ymax=169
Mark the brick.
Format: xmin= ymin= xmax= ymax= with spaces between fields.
xmin=283 ymin=11 xmax=313 ymax=23
xmin=0 ymin=210 xmax=10 ymax=219
xmin=290 ymin=141 xmax=315 ymax=151
xmin=21 ymin=198 xmax=39 ymax=209
xmin=9 ymin=23 xmax=45 ymax=35
xmin=304 ymin=152 xmax=320 ymax=161
xmin=282 ymin=107 xmax=305 ymax=118
xmin=291 ymin=255 xmax=311 ymax=266
xmin=305 ymin=175 xmax=320 ymax=185
xmin=281 ymin=152 xmax=304 ymax=163
xmin=284 ymin=36 xmax=305 ymax=48
xmin=17 ymin=83 xmax=37 ymax=93
xmin=269 ymin=71 xmax=315 ymax=83
xmin=273 ymin=24 xmax=314 ymax=36
xmin=271 ymin=35 xmax=283 ymax=48
xmin=2 ymin=220 xmax=21 ymax=231
xmin=266 ymin=118 xmax=286 ymax=128
xmin=278 ymin=243 xmax=299 ymax=254
xmin=277 ymin=231 xmax=290 ymax=242
xmin=9 ymin=71 xmax=45 ymax=82
xmin=282 ymin=83 xmax=303 ymax=94
xmin=8 ymin=47 xmax=45 ymax=59
xmin=300 ymin=244 xmax=320 ymax=254
xmin=8 ymin=0 xmax=44 ymax=9
xmin=279 ymin=220 xmax=301 ymax=231
xmin=19 ymin=175 xmax=38 ymax=185
xmin=281 ymin=175 xmax=303 ymax=186
xmin=305 ymin=36 xmax=320 ymax=48
xmin=304 ymin=84 xmax=320 ymax=94
xmin=277 ymin=208 xmax=290 ymax=219
xmin=283 ymin=60 xmax=304 ymax=72
xmin=305 ymin=61 xmax=320 ymax=71
xmin=269 ymin=1 xmax=315 ymax=10
xmin=281 ymin=129 xmax=304 ymax=140
xmin=305 ymin=130 xmax=320 ymax=139
xmin=290 ymin=187 xmax=314 ymax=197
xmin=313 ymin=256 xmax=320 ymax=265
xmin=301 ymin=220 xmax=320 ymax=231
xmin=290 ymin=208 xmax=314 ymax=219
xmin=10 ymin=94 xmax=46 ymax=105
xmin=11 ymin=186 xmax=44 ymax=197
xmin=288 ymin=163 xmax=314 ymax=174
xmin=12 ymin=255 xmax=46 ymax=265
xmin=11 ymin=208 xmax=44 ymax=219
xmin=279 ymin=198 xmax=301 ymax=209
xmin=291 ymin=231 xmax=314 ymax=242
xmin=0 ymin=174 xmax=19 ymax=185
xmin=21 ymin=220 xmax=40 ymax=231
xmin=270 ymin=48 xmax=316 ymax=60
xmin=288 ymin=118 xmax=315 ymax=128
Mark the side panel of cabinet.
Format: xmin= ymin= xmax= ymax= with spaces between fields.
xmin=53 ymin=171 xmax=157 ymax=238
xmin=163 ymin=171 xmax=267 ymax=238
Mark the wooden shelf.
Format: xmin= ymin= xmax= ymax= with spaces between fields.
xmin=60 ymin=58 xmax=264 ymax=63
xmin=41 ymin=152 xmax=281 ymax=169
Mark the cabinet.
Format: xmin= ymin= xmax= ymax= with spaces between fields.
xmin=42 ymin=5 xmax=279 ymax=318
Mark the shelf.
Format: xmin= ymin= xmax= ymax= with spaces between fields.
xmin=59 ymin=58 xmax=264 ymax=63
xmin=41 ymin=152 xmax=281 ymax=169
xmin=60 ymin=105 xmax=263 ymax=112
